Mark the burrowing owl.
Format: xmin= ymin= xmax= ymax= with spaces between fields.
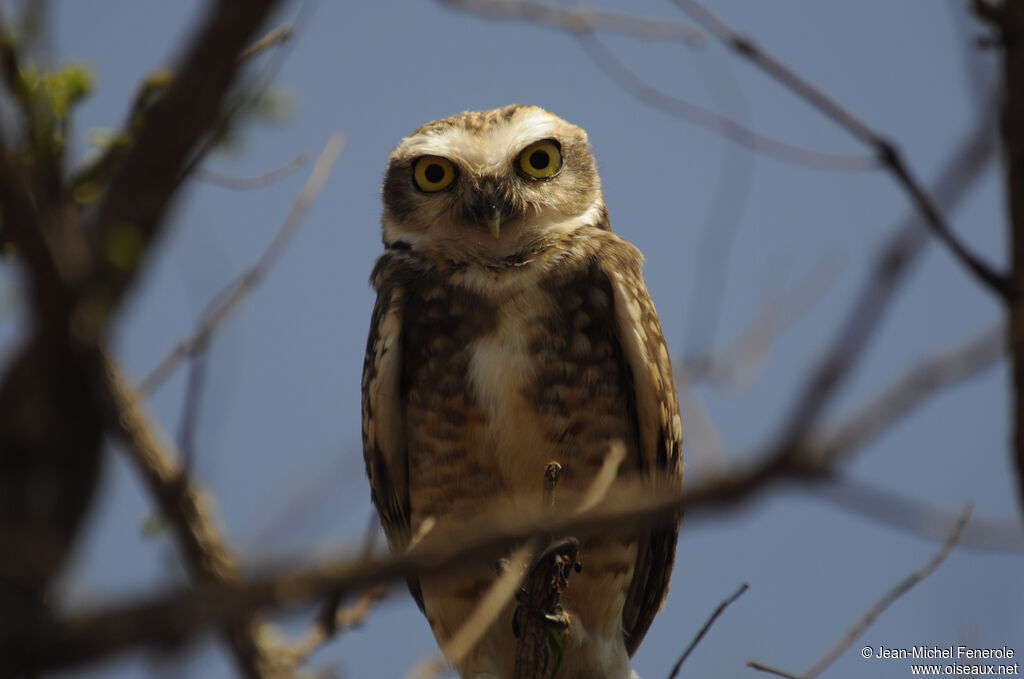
xmin=362 ymin=105 xmax=682 ymax=679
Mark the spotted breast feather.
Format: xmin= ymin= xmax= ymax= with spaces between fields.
xmin=362 ymin=225 xmax=681 ymax=679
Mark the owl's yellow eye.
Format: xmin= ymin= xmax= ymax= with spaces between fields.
xmin=517 ymin=140 xmax=562 ymax=179
xmin=413 ymin=156 xmax=456 ymax=192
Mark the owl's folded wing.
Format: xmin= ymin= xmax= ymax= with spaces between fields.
xmin=603 ymin=246 xmax=684 ymax=656
xmin=362 ymin=254 xmax=413 ymax=555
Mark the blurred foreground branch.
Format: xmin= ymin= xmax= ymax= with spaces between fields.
xmin=13 ymin=335 xmax=995 ymax=671
xmin=0 ymin=1 xmax=284 ymax=674
xmin=103 ymin=356 xmax=294 ymax=677
xmin=34 ymin=97 xmax=1000 ymax=671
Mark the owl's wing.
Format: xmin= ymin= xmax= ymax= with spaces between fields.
xmin=361 ymin=254 xmax=425 ymax=608
xmin=602 ymin=247 xmax=684 ymax=657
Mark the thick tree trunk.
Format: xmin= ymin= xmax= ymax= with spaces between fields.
xmin=1002 ymin=2 xmax=1024 ymax=516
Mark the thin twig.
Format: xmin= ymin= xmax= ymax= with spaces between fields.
xmin=99 ymin=355 xmax=289 ymax=678
xmin=763 ymin=92 xmax=997 ymax=458
xmin=795 ymin=504 xmax=973 ymax=678
xmin=684 ymin=257 xmax=841 ymax=391
xmin=810 ymin=323 xmax=1004 ymax=464
xmin=86 ymin=0 xmax=288 ymax=336
xmin=747 ymin=661 xmax=800 ymax=679
xmin=177 ymin=351 xmax=208 ymax=472
xmin=194 ymin=152 xmax=309 ymax=190
xmin=238 ymin=23 xmax=292 ymax=62
xmin=577 ymin=442 xmax=625 ymax=513
xmin=666 ymin=582 xmax=749 ymax=679
xmin=439 ymin=0 xmax=703 ymax=45
xmin=681 ymin=52 xmax=757 ymax=355
xmin=314 ymin=511 xmax=381 ymax=637
xmin=748 ymin=505 xmax=973 ymax=679
xmin=439 ymin=1 xmax=874 ymax=171
xmin=810 ymin=480 xmax=1023 ymax=552
xmin=670 ymin=0 xmax=1011 ymax=299
xmin=139 ymin=132 xmax=346 ymax=394
xmin=290 ymin=585 xmax=389 ymax=661
xmin=445 ymin=544 xmax=534 ymax=668
xmin=575 ymin=33 xmax=874 ymax=171
xmin=177 ymin=0 xmax=316 ymax=187
xmin=401 ymin=655 xmax=448 ymax=679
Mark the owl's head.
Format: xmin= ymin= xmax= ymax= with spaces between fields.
xmin=381 ymin=105 xmax=606 ymax=261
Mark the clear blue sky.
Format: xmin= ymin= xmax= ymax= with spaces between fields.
xmin=14 ymin=1 xmax=1020 ymax=677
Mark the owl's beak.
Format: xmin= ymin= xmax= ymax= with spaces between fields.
xmin=481 ymin=179 xmax=502 ymax=239
xmin=465 ymin=178 xmax=513 ymax=239
xmin=487 ymin=212 xmax=501 ymax=239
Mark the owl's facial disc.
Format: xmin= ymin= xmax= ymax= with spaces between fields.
xmin=382 ymin=105 xmax=603 ymax=254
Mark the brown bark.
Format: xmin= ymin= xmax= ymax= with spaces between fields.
xmin=0 ymin=2 xmax=285 ymax=676
xmin=995 ymin=1 xmax=1024 ymax=516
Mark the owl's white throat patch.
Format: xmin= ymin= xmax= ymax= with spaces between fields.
xmin=466 ymin=283 xmax=558 ymax=488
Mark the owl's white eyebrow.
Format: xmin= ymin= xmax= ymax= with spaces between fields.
xmin=398 ymin=111 xmax=563 ymax=171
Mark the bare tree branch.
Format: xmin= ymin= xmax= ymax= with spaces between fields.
xmin=289 ymin=585 xmax=390 ymax=662
xmin=0 ymin=4 xmax=287 ymax=674
xmin=238 ymin=23 xmax=293 ymax=62
xmin=575 ymin=33 xmax=875 ymax=171
xmin=27 ymin=285 xmax=1007 ymax=669
xmin=684 ymin=257 xmax=841 ymax=392
xmin=763 ymin=93 xmax=997 ymax=459
xmin=439 ymin=0 xmax=703 ymax=45
xmin=140 ymin=132 xmax=346 ymax=394
xmin=800 ymin=503 xmax=972 ymax=677
xmin=747 ymin=661 xmax=800 ymax=679
xmin=439 ymin=2 xmax=874 ymax=172
xmin=670 ymin=0 xmax=1011 ymax=300
xmin=976 ymin=0 xmax=1024 ymax=520
xmin=194 ymin=152 xmax=309 ymax=190
xmin=809 ymin=323 xmax=1004 ymax=464
xmin=93 ymin=132 xmax=345 ymax=675
xmin=666 ymin=582 xmax=749 ymax=679
xmin=85 ymin=0 xmax=288 ymax=336
xmin=100 ymin=355 xmax=292 ymax=678
xmin=177 ymin=350 xmax=208 ymax=471
xmin=810 ymin=480 xmax=1023 ymax=552
xmin=0 ymin=136 xmax=67 ymax=300
xmin=747 ymin=505 xmax=972 ymax=679
xmin=9 ymin=416 xmax=976 ymax=674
